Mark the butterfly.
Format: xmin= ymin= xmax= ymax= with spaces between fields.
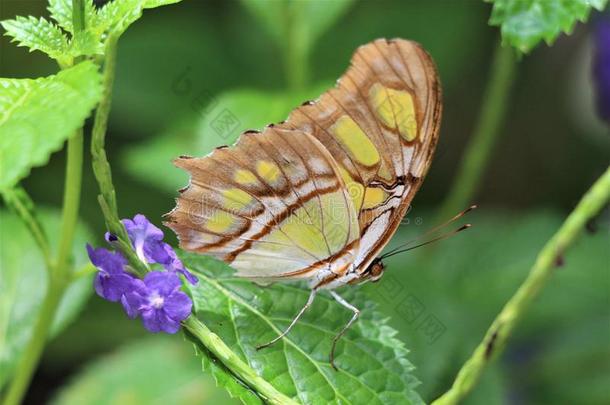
xmin=166 ymin=38 xmax=442 ymax=369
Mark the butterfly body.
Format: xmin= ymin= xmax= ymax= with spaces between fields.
xmin=167 ymin=38 xmax=441 ymax=367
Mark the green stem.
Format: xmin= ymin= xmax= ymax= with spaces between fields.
xmin=432 ymin=165 xmax=610 ymax=405
xmin=1 ymin=280 xmax=67 ymax=405
xmin=1 ymin=187 xmax=52 ymax=268
xmin=282 ymin=2 xmax=308 ymax=91
xmin=55 ymin=129 xmax=84 ymax=276
xmin=1 ymin=120 xmax=83 ymax=405
xmin=72 ymin=0 xmax=85 ymax=33
xmin=89 ymin=34 xmax=147 ymax=276
xmin=183 ymin=317 xmax=298 ymax=405
xmin=436 ymin=41 xmax=516 ymax=221
xmin=1 ymin=4 xmax=87 ymax=404
xmin=89 ymin=28 xmax=298 ymax=405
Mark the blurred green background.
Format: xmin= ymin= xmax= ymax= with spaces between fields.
xmin=1 ymin=0 xmax=608 ymax=404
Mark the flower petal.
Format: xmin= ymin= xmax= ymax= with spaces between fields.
xmin=160 ymin=243 xmax=198 ymax=285
xmin=95 ymin=272 xmax=135 ymax=302
xmin=595 ymin=18 xmax=610 ymax=122
xmin=87 ymin=244 xmax=127 ymax=275
xmin=143 ymin=271 xmax=181 ymax=296
xmin=157 ymin=310 xmax=182 ymax=334
xmin=121 ymin=279 xmax=147 ymax=317
xmin=141 ymin=308 xmax=162 ymax=333
xmin=164 ymin=291 xmax=193 ymax=321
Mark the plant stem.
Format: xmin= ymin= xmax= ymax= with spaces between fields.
xmin=1 ymin=4 xmax=87 ymax=404
xmin=1 ymin=102 xmax=84 ymax=405
xmin=282 ymin=2 xmax=308 ymax=91
xmin=88 ymin=26 xmax=298 ymax=405
xmin=1 ymin=187 xmax=52 ymax=268
xmin=89 ymin=34 xmax=148 ymax=276
xmin=55 ymin=129 xmax=84 ymax=277
xmin=1 ymin=279 xmax=67 ymax=405
xmin=432 ymin=165 xmax=610 ymax=405
xmin=436 ymin=41 xmax=516 ymax=221
xmin=72 ymin=0 xmax=85 ymax=33
xmin=183 ymin=317 xmax=299 ymax=405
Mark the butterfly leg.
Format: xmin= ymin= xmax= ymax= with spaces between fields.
xmin=329 ymin=291 xmax=360 ymax=370
xmin=256 ymin=288 xmax=318 ymax=351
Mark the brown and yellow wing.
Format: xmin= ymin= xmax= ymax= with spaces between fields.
xmin=166 ymin=126 xmax=360 ymax=284
xmin=278 ymin=38 xmax=442 ymax=272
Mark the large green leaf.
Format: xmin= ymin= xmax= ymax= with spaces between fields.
xmin=488 ymin=0 xmax=608 ymax=53
xmin=122 ymin=85 xmax=330 ymax=193
xmin=0 ymin=61 xmax=102 ymax=191
xmin=51 ymin=336 xmax=237 ymax=405
xmin=1 ymin=16 xmax=70 ymax=64
xmin=183 ymin=254 xmax=424 ymax=405
xmin=365 ymin=210 xmax=609 ymax=402
xmin=0 ymin=209 xmax=93 ymax=388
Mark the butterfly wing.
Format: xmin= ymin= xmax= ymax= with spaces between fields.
xmin=278 ymin=38 xmax=442 ymax=273
xmin=166 ymin=126 xmax=360 ymax=284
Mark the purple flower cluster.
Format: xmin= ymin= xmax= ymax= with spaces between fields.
xmin=87 ymin=214 xmax=197 ymax=334
xmin=594 ymin=16 xmax=610 ymax=123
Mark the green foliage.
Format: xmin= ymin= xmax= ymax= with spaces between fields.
xmin=121 ymin=85 xmax=330 ymax=193
xmin=1 ymin=16 xmax=70 ymax=65
xmin=0 ymin=62 xmax=102 ymax=191
xmin=48 ymin=0 xmax=98 ymax=34
xmin=241 ymin=0 xmax=355 ymax=55
xmin=0 ymin=209 xmax=93 ymax=388
xmin=96 ymin=0 xmax=183 ymax=36
xmin=368 ymin=210 xmax=609 ymax=402
xmin=51 ymin=336 xmax=238 ymax=405
xmin=488 ymin=0 xmax=608 ymax=53
xmin=2 ymin=0 xmax=184 ymax=63
xmin=183 ymin=253 xmax=424 ymax=405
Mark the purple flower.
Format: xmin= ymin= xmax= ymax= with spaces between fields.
xmin=122 ymin=214 xmax=167 ymax=264
xmin=121 ymin=214 xmax=197 ymax=284
xmin=160 ymin=243 xmax=198 ymax=285
xmin=87 ymin=244 xmax=134 ymax=302
xmin=594 ymin=16 xmax=610 ymax=123
xmin=121 ymin=271 xmax=193 ymax=333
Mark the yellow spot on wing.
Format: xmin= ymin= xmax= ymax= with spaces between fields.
xmin=256 ymin=160 xmax=281 ymax=182
xmin=331 ymin=116 xmax=380 ymax=166
xmin=362 ymin=187 xmax=388 ymax=209
xmin=206 ymin=211 xmax=234 ymax=233
xmin=338 ymin=166 xmax=364 ymax=212
xmin=369 ymin=83 xmax=418 ymax=141
xmin=222 ymin=188 xmax=252 ymax=210
xmin=234 ymin=169 xmax=258 ymax=185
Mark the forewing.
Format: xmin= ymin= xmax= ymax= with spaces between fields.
xmin=166 ymin=127 xmax=360 ymax=282
xmin=278 ymin=38 xmax=442 ymax=272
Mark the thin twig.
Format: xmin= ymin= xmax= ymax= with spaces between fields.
xmin=432 ymin=165 xmax=610 ymax=405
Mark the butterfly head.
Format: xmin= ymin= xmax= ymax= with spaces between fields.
xmin=361 ymin=258 xmax=385 ymax=283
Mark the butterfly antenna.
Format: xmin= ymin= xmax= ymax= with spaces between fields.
xmin=381 ymin=205 xmax=477 ymax=258
xmin=381 ymin=224 xmax=471 ymax=259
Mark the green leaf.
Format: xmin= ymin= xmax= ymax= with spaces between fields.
xmin=183 ymin=254 xmax=424 ymax=405
xmin=48 ymin=0 xmax=98 ymax=34
xmin=0 ymin=209 xmax=93 ymax=388
xmin=487 ymin=0 xmax=609 ymax=53
xmin=366 ymin=210 xmax=609 ymax=401
xmin=51 ymin=336 xmax=238 ymax=405
xmin=97 ymin=0 xmax=184 ymax=36
xmin=121 ymin=85 xmax=330 ymax=193
xmin=0 ymin=61 xmax=102 ymax=191
xmin=197 ymin=343 xmax=264 ymax=405
xmin=240 ymin=0 xmax=355 ymax=54
xmin=1 ymin=16 xmax=70 ymax=64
